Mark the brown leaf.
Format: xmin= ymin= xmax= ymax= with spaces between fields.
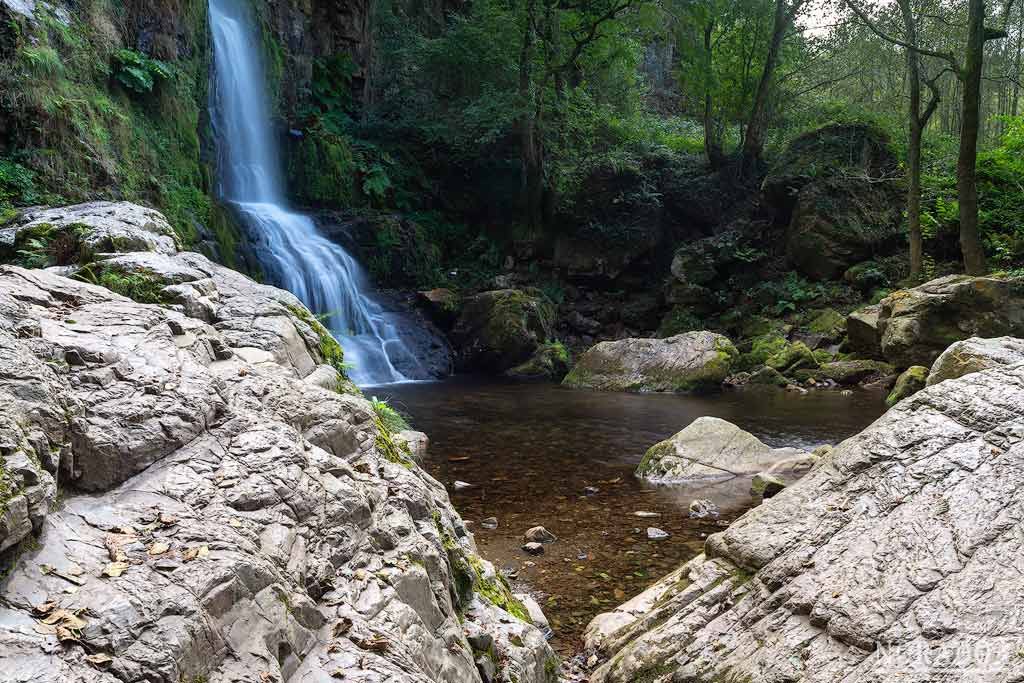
xmin=148 ymin=542 xmax=170 ymax=556
xmin=85 ymin=653 xmax=113 ymax=666
xmin=32 ymin=623 xmax=57 ymax=636
xmin=258 ymin=672 xmax=275 ymax=683
xmin=55 ymin=625 xmax=78 ymax=643
xmin=158 ymin=512 xmax=179 ymax=527
xmin=33 ymin=601 xmax=57 ymax=616
xmin=102 ymin=562 xmax=129 ymax=578
xmin=332 ymin=617 xmax=353 ymax=638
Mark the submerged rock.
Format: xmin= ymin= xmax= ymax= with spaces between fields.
xmin=687 ymin=499 xmax=719 ymax=519
xmin=750 ymin=472 xmax=786 ymax=498
xmin=927 ymin=335 xmax=1024 ymax=387
xmin=522 ymin=542 xmax=545 ymax=555
xmin=524 ymin=526 xmax=557 ymax=544
xmin=877 ymin=274 xmax=1024 ymax=367
xmin=585 ymin=360 xmax=1024 ymax=683
xmin=636 ymin=416 xmax=811 ymax=483
xmin=646 ymin=527 xmax=670 ymax=540
xmin=0 ymin=208 xmax=556 ymax=683
xmin=505 ymin=342 xmax=571 ymax=381
xmin=563 ymin=331 xmax=737 ymax=393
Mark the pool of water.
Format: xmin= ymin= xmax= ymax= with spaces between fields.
xmin=382 ymin=378 xmax=887 ymax=654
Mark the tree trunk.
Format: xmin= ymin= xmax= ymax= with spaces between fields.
xmin=900 ymin=0 xmax=924 ymax=279
xmin=741 ymin=0 xmax=794 ymax=177
xmin=702 ymin=21 xmax=724 ymax=166
xmin=957 ymin=0 xmax=988 ymax=275
xmin=518 ymin=0 xmax=544 ymax=230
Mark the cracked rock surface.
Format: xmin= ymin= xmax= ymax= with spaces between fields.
xmin=0 ymin=203 xmax=557 ymax=683
xmin=584 ymin=358 xmax=1024 ymax=682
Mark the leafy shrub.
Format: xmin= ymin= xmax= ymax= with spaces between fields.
xmin=112 ymin=49 xmax=171 ymax=94
xmin=371 ymin=396 xmax=411 ymax=433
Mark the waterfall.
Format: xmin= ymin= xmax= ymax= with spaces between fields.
xmin=208 ymin=0 xmax=420 ymax=386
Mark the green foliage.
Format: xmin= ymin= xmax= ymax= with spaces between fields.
xmin=0 ymin=159 xmax=41 ymax=221
xmin=0 ymin=1 xmax=229 ymax=256
xmin=371 ymin=396 xmax=411 ymax=433
xmin=75 ymin=264 xmax=167 ymax=304
xmin=112 ymin=49 xmax=172 ymax=94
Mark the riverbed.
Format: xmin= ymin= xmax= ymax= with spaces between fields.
xmin=383 ymin=378 xmax=887 ymax=654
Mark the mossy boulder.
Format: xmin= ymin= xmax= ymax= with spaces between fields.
xmin=926 ymin=336 xmax=1024 ymax=387
xmin=817 ymin=359 xmax=896 ymax=386
xmin=451 ymin=289 xmax=555 ymax=373
xmin=878 ymin=275 xmax=1024 ymax=367
xmin=766 ymin=341 xmax=818 ymax=374
xmin=886 ymin=366 xmax=928 ymax=406
xmin=846 ymin=304 xmax=882 ymax=356
xmin=636 ymin=416 xmax=811 ymax=483
xmin=748 ymin=366 xmax=788 ymax=387
xmin=563 ymin=331 xmax=737 ymax=393
xmin=506 ymin=342 xmax=571 ymax=381
xmin=806 ymin=308 xmax=845 ymax=341
xmin=764 ymin=124 xmax=903 ymax=281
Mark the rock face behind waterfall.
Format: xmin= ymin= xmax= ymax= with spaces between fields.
xmin=563 ymin=331 xmax=737 ymax=392
xmin=0 ymin=203 xmax=556 ymax=683
xmin=583 ymin=359 xmax=1024 ymax=682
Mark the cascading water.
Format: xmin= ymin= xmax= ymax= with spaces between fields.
xmin=209 ymin=0 xmax=423 ymax=385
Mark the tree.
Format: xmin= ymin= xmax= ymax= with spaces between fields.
xmin=845 ymin=0 xmax=1009 ymax=275
xmin=741 ymin=0 xmax=811 ymax=177
xmin=845 ymin=0 xmax=943 ymax=279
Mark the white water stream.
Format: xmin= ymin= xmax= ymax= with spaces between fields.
xmin=209 ymin=0 xmax=420 ymax=385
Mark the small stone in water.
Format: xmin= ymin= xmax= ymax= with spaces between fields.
xmin=647 ymin=527 xmax=670 ymax=540
xmin=583 ymin=486 xmax=599 ymax=496
xmin=689 ymin=499 xmax=720 ymax=519
xmin=633 ymin=511 xmax=660 ymax=518
xmin=453 ymin=480 xmax=473 ymax=491
xmin=480 ymin=517 xmax=498 ymax=529
xmin=524 ymin=526 xmax=557 ymax=544
xmin=522 ymin=542 xmax=545 ymax=555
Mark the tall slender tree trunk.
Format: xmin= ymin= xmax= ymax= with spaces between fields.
xmin=702 ymin=21 xmax=724 ymax=166
xmin=518 ymin=0 xmax=544 ymax=230
xmin=958 ymin=0 xmax=988 ymax=275
xmin=741 ymin=0 xmax=796 ymax=178
xmin=900 ymin=0 xmax=925 ymax=279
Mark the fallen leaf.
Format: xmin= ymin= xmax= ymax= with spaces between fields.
xmin=158 ymin=512 xmax=179 ymax=527
xmin=42 ymin=609 xmax=87 ymax=629
xmin=65 ymin=563 xmax=84 ymax=577
xmin=448 ymin=456 xmax=470 ymax=462
xmin=85 ymin=653 xmax=113 ymax=666
xmin=259 ymin=672 xmax=275 ymax=683
xmin=102 ymin=562 xmax=129 ymax=578
xmin=32 ymin=623 xmax=57 ymax=636
xmin=33 ymin=601 xmax=57 ymax=616
xmin=228 ymin=518 xmax=242 ymax=528
xmin=333 ymin=617 xmax=353 ymax=638
xmin=148 ymin=542 xmax=170 ymax=556
xmin=56 ymin=625 xmax=78 ymax=643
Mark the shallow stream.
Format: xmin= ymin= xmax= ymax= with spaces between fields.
xmin=384 ymin=378 xmax=887 ymax=654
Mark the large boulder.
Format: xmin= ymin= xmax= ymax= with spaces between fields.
xmin=584 ymin=360 xmax=1024 ymax=683
xmin=764 ymin=124 xmax=903 ymax=281
xmin=0 ymin=207 xmax=557 ymax=683
xmin=636 ymin=417 xmax=813 ymax=483
xmin=0 ymin=202 xmax=180 ymax=265
xmin=562 ymin=331 xmax=737 ymax=393
xmin=845 ymin=304 xmax=882 ymax=355
xmin=450 ymin=289 xmax=555 ymax=373
xmin=877 ymin=274 xmax=1024 ymax=367
xmin=927 ymin=335 xmax=1024 ymax=386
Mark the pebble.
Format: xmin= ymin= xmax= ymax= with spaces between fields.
xmin=522 ymin=542 xmax=545 ymax=555
xmin=480 ymin=517 xmax=498 ymax=530
xmin=583 ymin=486 xmax=599 ymax=496
xmin=453 ymin=480 xmax=473 ymax=491
xmin=523 ymin=526 xmax=557 ymax=544
xmin=646 ymin=527 xmax=670 ymax=540
xmin=633 ymin=511 xmax=660 ymax=518
xmin=689 ymin=499 xmax=720 ymax=519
